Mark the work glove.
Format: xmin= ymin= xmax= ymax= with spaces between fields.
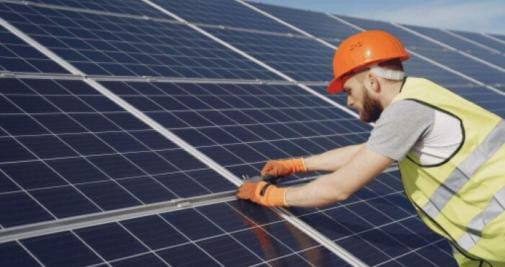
xmin=261 ymin=158 xmax=306 ymax=176
xmin=237 ymin=181 xmax=287 ymax=207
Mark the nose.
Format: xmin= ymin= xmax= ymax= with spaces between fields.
xmin=347 ymin=95 xmax=354 ymax=107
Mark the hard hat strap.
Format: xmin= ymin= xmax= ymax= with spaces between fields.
xmin=370 ymin=65 xmax=405 ymax=80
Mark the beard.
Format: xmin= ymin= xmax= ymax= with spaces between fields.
xmin=360 ymin=90 xmax=383 ymax=122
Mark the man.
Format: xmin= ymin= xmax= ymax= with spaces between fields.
xmin=237 ymin=30 xmax=505 ymax=266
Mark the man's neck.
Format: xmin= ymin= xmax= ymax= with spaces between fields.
xmin=380 ymin=79 xmax=405 ymax=108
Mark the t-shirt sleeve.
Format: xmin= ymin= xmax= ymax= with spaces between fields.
xmin=366 ymin=100 xmax=435 ymax=161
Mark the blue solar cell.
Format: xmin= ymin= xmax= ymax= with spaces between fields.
xmin=104 ymin=113 xmax=150 ymax=130
xmin=30 ymin=186 xmax=101 ymax=218
xmin=0 ymin=192 xmax=53 ymax=227
xmin=32 ymin=114 xmax=86 ymax=134
xmin=189 ymin=169 xmax=236 ymax=192
xmin=47 ymin=157 xmax=109 ymax=183
xmin=0 ymin=137 xmax=36 ymax=162
xmin=75 ymin=223 xmax=148 ymax=261
xmin=154 ymin=173 xmax=210 ymax=197
xmin=0 ymin=115 xmax=49 ymax=135
xmin=121 ymin=215 xmax=187 ymax=250
xmin=118 ymin=177 xmax=176 ymax=203
xmin=158 ymin=149 xmax=207 ymax=171
xmin=60 ymin=133 xmax=115 ymax=156
xmin=89 ymin=155 xmax=146 ymax=179
xmin=46 ymin=95 xmax=95 ymax=112
xmin=22 ymin=231 xmax=102 ymax=266
xmin=162 ymin=208 xmax=224 ymax=240
xmin=112 ymin=253 xmax=167 ymax=267
xmin=0 ymin=242 xmax=40 ymax=267
xmin=198 ymin=234 xmax=262 ymax=266
xmin=158 ymin=243 xmax=220 ymax=266
xmin=18 ymin=135 xmax=77 ymax=159
xmin=131 ymin=130 xmax=177 ymax=150
xmin=5 ymin=95 xmax=58 ymax=113
xmin=196 ymin=203 xmax=252 ymax=232
xmin=1 ymin=161 xmax=66 ymax=189
xmin=0 ymin=171 xmax=19 ymax=193
xmin=124 ymin=152 xmax=177 ymax=174
xmin=0 ymin=96 xmax=22 ymax=113
xmin=67 ymin=114 xmax=121 ymax=132
xmin=77 ymin=181 xmax=141 ymax=210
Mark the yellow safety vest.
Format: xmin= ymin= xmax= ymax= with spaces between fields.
xmin=395 ymin=77 xmax=505 ymax=267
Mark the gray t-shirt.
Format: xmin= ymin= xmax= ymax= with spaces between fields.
xmin=367 ymin=100 xmax=435 ymax=161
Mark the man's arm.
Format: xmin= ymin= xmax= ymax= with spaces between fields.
xmin=286 ymin=145 xmax=392 ymax=207
xmin=261 ymin=143 xmax=365 ymax=176
xmin=304 ymin=143 xmax=365 ymax=172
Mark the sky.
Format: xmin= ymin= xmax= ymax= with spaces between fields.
xmin=252 ymin=0 xmax=505 ymax=35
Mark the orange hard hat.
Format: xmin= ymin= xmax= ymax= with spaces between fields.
xmin=327 ymin=30 xmax=410 ymax=94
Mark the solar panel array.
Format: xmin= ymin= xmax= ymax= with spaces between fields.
xmin=1 ymin=0 xmax=504 ymax=266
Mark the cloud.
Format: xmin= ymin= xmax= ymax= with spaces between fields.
xmin=351 ymin=0 xmax=505 ymax=34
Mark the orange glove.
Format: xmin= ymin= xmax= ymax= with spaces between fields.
xmin=237 ymin=181 xmax=287 ymax=207
xmin=261 ymin=158 xmax=306 ymax=176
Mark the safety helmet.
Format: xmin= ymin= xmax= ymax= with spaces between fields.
xmin=327 ymin=30 xmax=410 ymax=94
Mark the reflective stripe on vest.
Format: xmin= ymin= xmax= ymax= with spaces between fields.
xmin=421 ymin=120 xmax=505 ymax=249
xmin=459 ymin=186 xmax=505 ymax=251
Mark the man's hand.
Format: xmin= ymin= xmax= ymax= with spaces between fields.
xmin=261 ymin=158 xmax=306 ymax=176
xmin=237 ymin=181 xmax=287 ymax=207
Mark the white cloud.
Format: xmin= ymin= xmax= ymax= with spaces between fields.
xmin=351 ymin=0 xmax=505 ymax=34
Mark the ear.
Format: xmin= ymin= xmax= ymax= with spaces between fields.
xmin=365 ymin=72 xmax=381 ymax=93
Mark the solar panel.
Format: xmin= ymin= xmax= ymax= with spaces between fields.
xmin=0 ymin=0 xmax=503 ymax=266
xmin=0 ymin=3 xmax=278 ymax=80
xmin=0 ymin=77 xmax=234 ymax=228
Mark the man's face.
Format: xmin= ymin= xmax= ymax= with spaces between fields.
xmin=343 ymin=73 xmax=383 ymax=122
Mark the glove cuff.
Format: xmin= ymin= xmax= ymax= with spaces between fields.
xmin=265 ymin=186 xmax=287 ymax=207
xmin=291 ymin=158 xmax=307 ymax=173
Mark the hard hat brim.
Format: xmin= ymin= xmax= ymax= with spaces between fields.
xmin=327 ymin=77 xmax=344 ymax=94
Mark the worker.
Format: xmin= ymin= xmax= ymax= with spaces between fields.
xmin=237 ymin=30 xmax=505 ymax=267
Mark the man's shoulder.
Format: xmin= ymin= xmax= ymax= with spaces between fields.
xmin=381 ymin=99 xmax=435 ymax=121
